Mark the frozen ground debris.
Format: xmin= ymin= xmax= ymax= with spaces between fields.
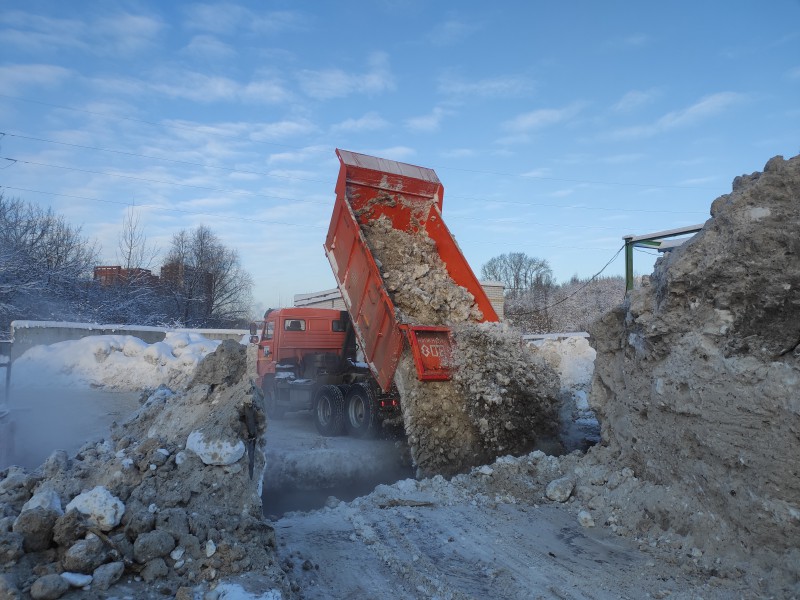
xmin=277 ymin=448 xmax=769 ymax=599
xmin=0 ymin=341 xmax=292 ymax=599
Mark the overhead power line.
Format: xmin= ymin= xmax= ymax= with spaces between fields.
xmin=0 ymin=186 xmax=326 ymax=230
xmin=507 ymin=244 xmax=626 ymax=316
xmin=0 ymin=94 xmax=299 ymax=149
xmin=0 ymin=154 xmax=708 ymax=220
xmin=0 ymin=157 xmax=330 ymax=206
xmin=0 ymin=131 xmax=329 ymax=185
xmin=1 ymin=94 xmax=723 ymax=192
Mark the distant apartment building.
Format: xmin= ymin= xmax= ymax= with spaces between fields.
xmin=294 ymin=281 xmax=506 ymax=319
xmin=93 ymin=266 xmax=159 ymax=287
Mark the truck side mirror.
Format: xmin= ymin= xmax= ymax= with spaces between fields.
xmin=249 ymin=335 xmax=259 ymax=344
xmin=249 ymin=322 xmax=258 ymax=336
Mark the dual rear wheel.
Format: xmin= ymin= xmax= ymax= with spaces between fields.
xmin=313 ymin=382 xmax=378 ymax=438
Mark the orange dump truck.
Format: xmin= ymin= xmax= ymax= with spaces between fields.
xmin=253 ymin=149 xmax=497 ymax=436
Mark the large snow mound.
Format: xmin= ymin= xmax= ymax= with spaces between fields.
xmin=590 ymin=154 xmax=800 ymax=588
xmin=12 ymin=332 xmax=221 ymax=391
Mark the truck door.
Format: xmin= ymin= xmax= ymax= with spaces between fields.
xmin=256 ymin=319 xmax=276 ymax=380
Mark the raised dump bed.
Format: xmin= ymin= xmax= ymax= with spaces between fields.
xmin=324 ymin=149 xmax=498 ymax=392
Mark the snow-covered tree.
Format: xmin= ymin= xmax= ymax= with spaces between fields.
xmin=0 ymin=194 xmax=97 ymax=334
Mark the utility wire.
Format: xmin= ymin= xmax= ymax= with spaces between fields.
xmin=0 ymin=131 xmax=329 ymax=184
xmin=0 ymin=157 xmax=330 ymax=206
xmin=0 ymin=186 xmax=326 ymax=229
xmin=0 ymin=94 xmax=299 ymax=149
xmin=447 ymin=194 xmax=708 ymax=215
xmin=1 ymin=94 xmax=722 ymax=191
xmin=1 ymin=154 xmax=707 ymax=220
xmin=1 ymin=158 xmax=701 ymax=231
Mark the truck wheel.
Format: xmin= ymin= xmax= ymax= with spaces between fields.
xmin=262 ymin=385 xmax=285 ymax=420
xmin=344 ymin=383 xmax=378 ymax=438
xmin=314 ymin=385 xmax=345 ymax=436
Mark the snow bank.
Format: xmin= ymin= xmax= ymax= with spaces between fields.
xmin=11 ymin=332 xmax=222 ymax=391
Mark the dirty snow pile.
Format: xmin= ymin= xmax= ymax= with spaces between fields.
xmin=11 ymin=333 xmax=220 ymax=391
xmin=360 ymin=210 xmax=559 ymax=478
xmin=590 ymin=154 xmax=800 ymax=596
xmin=0 ymin=340 xmax=293 ymax=599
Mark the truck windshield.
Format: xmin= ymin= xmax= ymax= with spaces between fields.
xmin=265 ymin=322 xmax=274 ymax=340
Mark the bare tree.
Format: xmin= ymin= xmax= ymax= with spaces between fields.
xmin=117 ymin=207 xmax=159 ymax=270
xmin=161 ymin=225 xmax=252 ymax=327
xmin=481 ymin=252 xmax=554 ymax=296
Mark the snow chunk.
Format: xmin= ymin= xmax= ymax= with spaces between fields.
xmin=186 ymin=430 xmax=245 ymax=466
xmin=61 ymin=572 xmax=93 ymax=587
xmin=65 ymin=486 xmax=125 ymax=531
xmin=21 ymin=488 xmax=63 ymax=515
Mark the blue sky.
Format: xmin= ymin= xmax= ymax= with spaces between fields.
xmin=1 ymin=1 xmax=798 ymax=312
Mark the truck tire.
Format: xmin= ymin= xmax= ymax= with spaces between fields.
xmin=344 ymin=383 xmax=378 ymax=439
xmin=314 ymin=385 xmax=345 ymax=436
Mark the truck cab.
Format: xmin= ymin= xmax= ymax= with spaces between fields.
xmin=252 ymin=307 xmax=388 ymax=436
xmin=254 ymin=307 xmax=350 ymax=385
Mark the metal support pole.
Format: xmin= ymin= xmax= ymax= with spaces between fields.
xmin=623 ymin=236 xmax=634 ymax=292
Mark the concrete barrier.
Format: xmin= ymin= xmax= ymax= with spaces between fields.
xmin=9 ymin=320 xmax=247 ymax=362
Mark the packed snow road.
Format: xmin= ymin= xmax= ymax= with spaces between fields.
xmin=273 ymin=453 xmax=742 ymax=600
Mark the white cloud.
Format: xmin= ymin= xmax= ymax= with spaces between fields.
xmin=606 ymin=33 xmax=649 ymax=49
xmin=184 ymin=4 xmax=306 ymax=35
xmin=676 ymin=176 xmax=716 ymax=186
xmin=150 ymin=72 xmax=240 ymax=102
xmin=0 ymin=9 xmax=163 ymax=57
xmin=427 ymin=18 xmax=480 ymax=46
xmin=249 ymin=119 xmax=316 ymax=141
xmin=607 ymin=92 xmax=746 ymax=140
xmin=181 ymin=35 xmax=237 ymax=60
xmin=440 ymin=148 xmax=475 ymax=159
xmin=613 ymin=89 xmax=658 ymax=112
xmin=267 ymin=145 xmax=329 ymax=165
xmin=504 ymin=103 xmax=584 ymax=132
xmin=0 ymin=12 xmax=88 ymax=52
xmin=658 ymin=92 xmax=744 ymax=128
xmin=184 ymin=3 xmax=250 ymax=34
xmin=91 ymin=70 xmax=292 ymax=105
xmin=241 ymin=79 xmax=293 ymax=104
xmin=331 ymin=112 xmax=389 ymax=133
xmin=601 ymin=153 xmax=645 ymax=165
xmin=521 ymin=168 xmax=552 ymax=178
xmin=406 ymin=107 xmax=451 ymax=132
xmin=297 ymin=53 xmax=395 ymax=99
xmin=0 ymin=64 xmax=71 ymax=93
xmin=438 ymin=74 xmax=535 ymax=98
xmin=95 ymin=12 xmax=164 ymax=55
xmin=364 ymin=146 xmax=416 ymax=162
